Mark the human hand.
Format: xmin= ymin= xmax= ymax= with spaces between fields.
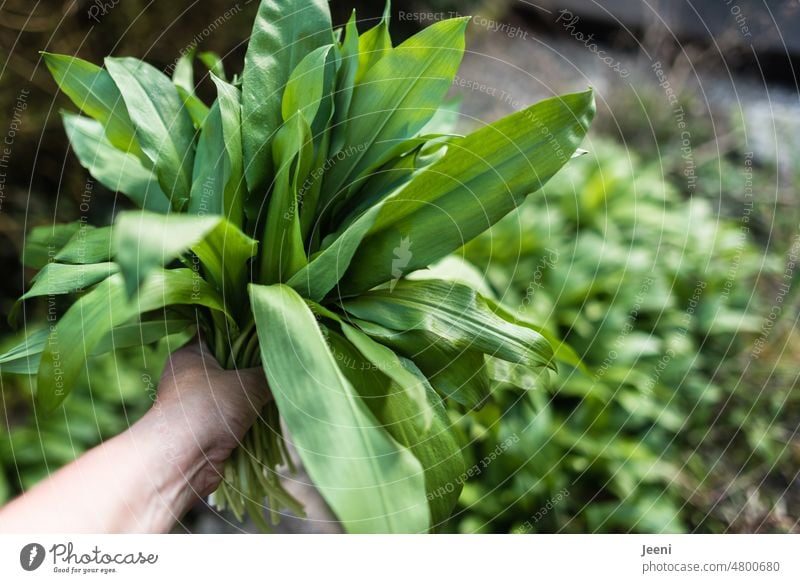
xmin=144 ymin=341 xmax=271 ymax=497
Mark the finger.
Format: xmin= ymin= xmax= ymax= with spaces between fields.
xmin=228 ymin=367 xmax=272 ymax=406
xmin=170 ymin=338 xmax=222 ymax=371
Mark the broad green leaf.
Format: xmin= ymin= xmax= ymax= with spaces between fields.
xmin=105 ymin=57 xmax=196 ymax=207
xmin=242 ymin=0 xmax=332 ymax=192
xmin=334 ymin=146 xmax=425 ymax=227
xmin=341 ymin=89 xmax=595 ymax=293
xmin=42 ymin=53 xmax=144 ymax=158
xmin=286 ymin=201 xmax=384 ymax=301
xmin=113 ymin=211 xmax=257 ymax=303
xmin=339 ymin=322 xmax=432 ymax=427
xmin=355 ymin=1 xmax=392 ymax=84
xmin=260 ymin=113 xmax=311 ymax=283
xmin=22 ymin=223 xmax=81 ymax=269
xmin=172 ymin=52 xmax=195 ymax=93
xmin=0 ymin=318 xmax=192 ymax=375
xmin=0 ymin=328 xmax=50 ymax=375
xmin=331 ymin=133 xmax=457 ymax=223
xmin=406 ymin=255 xmax=493 ymax=297
xmin=420 ymin=95 xmax=463 ymax=135
xmin=298 ymin=127 xmax=333 ymax=241
xmin=189 ymin=101 xmax=228 ymax=216
xmin=114 ymin=212 xmax=218 ymax=295
xmin=352 ymin=321 xmax=490 ymax=409
xmin=330 ymin=10 xmax=359 ymax=154
xmin=17 ymin=262 xmax=118 ymax=303
xmin=307 ymin=301 xmax=432 ymax=427
xmin=322 ymin=17 xmax=468 ymax=209
xmin=249 ymin=284 xmax=429 ymax=533
xmin=173 ymin=53 xmax=210 ymax=128
xmin=37 ymin=269 xmax=229 ymax=410
xmin=326 ymin=329 xmax=464 ymax=529
xmin=177 ymin=87 xmax=210 ymax=129
xmin=340 ymin=279 xmax=554 ymax=370
xmin=419 ymin=345 xmax=490 ymax=409
xmin=62 ymin=113 xmax=171 ymax=212
xmin=210 ymin=74 xmax=245 ymax=227
xmin=191 ymin=220 xmax=258 ymax=318
xmin=295 ymin=41 xmax=338 ymax=239
xmin=282 ymin=44 xmax=335 ymax=127
xmin=92 ymin=317 xmax=193 ymax=355
xmin=55 ymin=226 xmax=112 ymax=264
xmin=485 ymin=296 xmax=588 ymax=373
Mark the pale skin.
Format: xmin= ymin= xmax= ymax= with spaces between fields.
xmin=0 ymin=342 xmax=270 ymax=533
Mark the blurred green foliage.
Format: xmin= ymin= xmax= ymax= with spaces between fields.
xmin=0 ymin=339 xmax=169 ymax=504
xmin=457 ymin=140 xmax=797 ymax=533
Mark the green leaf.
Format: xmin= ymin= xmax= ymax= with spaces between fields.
xmin=485 ymin=297 xmax=588 ymax=373
xmin=341 ymin=89 xmax=595 ymax=293
xmin=191 ymin=220 xmax=258 ymax=317
xmin=340 ymin=279 xmax=554 ymax=370
xmin=0 ymin=317 xmax=192 ymax=375
xmin=55 ymin=226 xmax=112 ymax=264
xmin=298 ymin=127 xmax=333 ymax=241
xmin=173 ymin=52 xmax=210 ymax=128
xmin=330 ymin=10 xmax=359 ymax=154
xmin=210 ymin=74 xmax=245 ymax=227
xmin=188 ymin=101 xmax=228 ymax=215
xmin=177 ymin=87 xmax=210 ymax=129
xmin=17 ymin=262 xmax=118 ymax=304
xmin=92 ymin=317 xmax=193 ymax=355
xmin=249 ymin=283 xmax=429 ymax=533
xmin=37 ymin=269 xmax=229 ymax=411
xmin=294 ymin=40 xmax=339 ymax=237
xmin=286 ymin=201 xmax=384 ymax=301
xmin=355 ymin=0 xmax=392 ymax=84
xmin=339 ymin=322 xmax=432 ymax=427
xmin=322 ymin=17 xmax=468 ymax=210
xmin=22 ymin=224 xmax=82 ymax=269
xmin=307 ymin=301 xmax=432 ymax=427
xmin=351 ymin=322 xmax=490 ymax=409
xmin=105 ymin=57 xmax=196 ymax=207
xmin=406 ymin=254 xmax=493 ymax=297
xmin=0 ymin=328 xmax=50 ymax=375
xmin=113 ymin=211 xmax=257 ymax=303
xmin=42 ymin=53 xmax=144 ymax=158
xmin=332 ymin=133 xmax=457 ymax=223
xmin=281 ymin=44 xmax=335 ymax=127
xmin=242 ymin=0 xmax=332 ymax=193
xmin=172 ymin=52 xmax=195 ymax=94
xmin=62 ymin=113 xmax=171 ymax=212
xmin=113 ymin=211 xmax=217 ymax=296
xmin=198 ymin=51 xmax=226 ymax=80
xmin=334 ymin=147 xmax=425 ymax=227
xmin=420 ymin=95 xmax=463 ymax=135
xmin=260 ymin=113 xmax=312 ymax=283
xmin=326 ymin=329 xmax=465 ymax=529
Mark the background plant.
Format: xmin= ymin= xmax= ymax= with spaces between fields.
xmin=455 ymin=139 xmax=796 ymax=533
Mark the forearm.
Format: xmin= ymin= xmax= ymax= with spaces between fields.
xmin=0 ymin=405 xmax=216 ymax=533
xmin=0 ymin=344 xmax=267 ymax=534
